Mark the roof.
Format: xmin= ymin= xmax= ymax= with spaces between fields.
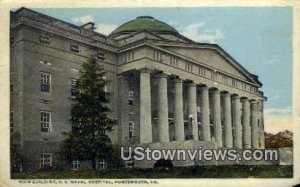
xmin=109 ymin=16 xmax=178 ymax=37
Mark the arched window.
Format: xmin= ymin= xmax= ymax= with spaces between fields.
xmin=129 ymin=121 xmax=134 ymax=139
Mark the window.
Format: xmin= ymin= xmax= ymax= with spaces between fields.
xmin=10 ymin=84 xmax=13 ymax=93
xmin=72 ymin=160 xmax=80 ymax=170
xmin=41 ymin=72 xmax=51 ymax=92
xmin=10 ymin=35 xmax=14 ymax=46
xmin=170 ymin=56 xmax=178 ymax=67
xmin=10 ymin=111 xmax=14 ymax=133
xmin=98 ymin=159 xmax=107 ymax=170
xmin=222 ymin=75 xmax=227 ymax=84
xmin=185 ymin=61 xmax=193 ymax=72
xmin=153 ymin=51 xmax=162 ymax=61
xmin=128 ymin=90 xmax=134 ymax=106
xmin=70 ymin=43 xmax=79 ymax=53
xmin=97 ymin=51 xmax=106 ymax=61
xmin=211 ymin=71 xmax=217 ymax=80
xmin=241 ymin=83 xmax=247 ymax=90
xmin=39 ymin=34 xmax=50 ymax=45
xmin=71 ymin=78 xmax=77 ymax=96
xmin=41 ymin=111 xmax=51 ymax=133
xmin=198 ymin=67 xmax=206 ymax=76
xmin=40 ymin=153 xmax=52 ymax=168
xmin=129 ymin=121 xmax=134 ymax=139
xmin=232 ymin=79 xmax=238 ymax=87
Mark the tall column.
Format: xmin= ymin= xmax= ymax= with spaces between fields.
xmin=174 ymin=78 xmax=185 ymax=141
xmin=222 ymin=92 xmax=233 ymax=148
xmin=157 ymin=74 xmax=169 ymax=142
xmin=251 ymin=100 xmax=259 ymax=148
xmin=212 ymin=89 xmax=222 ymax=147
xmin=241 ymin=98 xmax=251 ymax=148
xmin=200 ymin=86 xmax=210 ymax=141
xmin=187 ymin=82 xmax=198 ymax=140
xmin=232 ymin=95 xmax=242 ymax=149
xmin=139 ymin=68 xmax=152 ymax=144
xmin=258 ymin=100 xmax=265 ymax=148
xmin=117 ymin=75 xmax=129 ymax=145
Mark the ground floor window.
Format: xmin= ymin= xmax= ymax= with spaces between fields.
xmin=98 ymin=159 xmax=107 ymax=170
xmin=72 ymin=160 xmax=80 ymax=170
xmin=40 ymin=153 xmax=52 ymax=168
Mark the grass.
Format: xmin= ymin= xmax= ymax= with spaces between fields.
xmin=12 ymin=165 xmax=293 ymax=179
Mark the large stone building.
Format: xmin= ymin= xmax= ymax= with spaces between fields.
xmin=10 ymin=8 xmax=266 ymax=171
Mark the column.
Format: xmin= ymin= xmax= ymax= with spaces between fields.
xmin=258 ymin=100 xmax=265 ymax=148
xmin=250 ymin=100 xmax=259 ymax=148
xmin=174 ymin=78 xmax=185 ymax=141
xmin=157 ymin=74 xmax=169 ymax=142
xmin=211 ymin=89 xmax=222 ymax=147
xmin=232 ymin=95 xmax=242 ymax=149
xmin=222 ymin=92 xmax=233 ymax=148
xmin=200 ymin=86 xmax=210 ymax=141
xmin=241 ymin=98 xmax=251 ymax=148
xmin=117 ymin=75 xmax=129 ymax=145
xmin=187 ymin=82 xmax=198 ymax=140
xmin=139 ymin=68 xmax=152 ymax=144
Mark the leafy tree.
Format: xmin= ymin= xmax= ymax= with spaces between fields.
xmin=61 ymin=57 xmax=116 ymax=169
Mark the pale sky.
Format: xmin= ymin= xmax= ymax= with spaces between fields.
xmin=32 ymin=7 xmax=293 ymax=133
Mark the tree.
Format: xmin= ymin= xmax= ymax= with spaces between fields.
xmin=61 ymin=57 xmax=116 ymax=169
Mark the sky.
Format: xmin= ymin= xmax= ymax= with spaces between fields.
xmin=33 ymin=7 xmax=293 ymax=133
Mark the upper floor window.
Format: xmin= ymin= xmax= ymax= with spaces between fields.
xmin=232 ymin=79 xmax=238 ymax=88
xmin=211 ymin=71 xmax=217 ymax=80
xmin=198 ymin=67 xmax=206 ymax=76
xmin=10 ymin=84 xmax=14 ymax=93
xmin=71 ymin=78 xmax=78 ymax=96
xmin=41 ymin=72 xmax=51 ymax=92
xmin=170 ymin=56 xmax=178 ymax=67
xmin=153 ymin=51 xmax=162 ymax=61
xmin=10 ymin=35 xmax=14 ymax=46
xmin=70 ymin=43 xmax=80 ymax=53
xmin=128 ymin=121 xmax=134 ymax=139
xmin=10 ymin=111 xmax=14 ymax=133
xmin=185 ymin=61 xmax=193 ymax=72
xmin=222 ymin=75 xmax=227 ymax=84
xmin=41 ymin=111 xmax=51 ymax=133
xmin=40 ymin=153 xmax=52 ymax=168
xmin=128 ymin=90 xmax=134 ymax=106
xmin=97 ymin=51 xmax=106 ymax=61
xmin=39 ymin=34 xmax=51 ymax=45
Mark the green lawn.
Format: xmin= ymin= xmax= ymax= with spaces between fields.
xmin=12 ymin=165 xmax=293 ymax=179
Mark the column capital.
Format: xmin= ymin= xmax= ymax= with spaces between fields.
xmin=211 ymin=89 xmax=220 ymax=94
xmin=221 ymin=91 xmax=231 ymax=97
xmin=199 ymin=85 xmax=208 ymax=91
xmin=187 ymin=82 xmax=196 ymax=87
xmin=156 ymin=73 xmax=168 ymax=79
xmin=174 ymin=78 xmax=183 ymax=84
xmin=250 ymin=99 xmax=258 ymax=104
xmin=241 ymin=97 xmax=249 ymax=102
xmin=139 ymin=68 xmax=152 ymax=73
xmin=231 ymin=94 xmax=240 ymax=100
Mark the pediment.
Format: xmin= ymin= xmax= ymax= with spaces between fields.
xmin=160 ymin=45 xmax=261 ymax=86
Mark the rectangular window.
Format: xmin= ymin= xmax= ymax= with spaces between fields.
xmin=222 ymin=75 xmax=227 ymax=84
xmin=198 ymin=67 xmax=206 ymax=76
xmin=39 ymin=34 xmax=50 ymax=45
xmin=232 ymin=79 xmax=238 ymax=87
xmin=71 ymin=78 xmax=77 ymax=96
xmin=97 ymin=51 xmax=106 ymax=61
xmin=41 ymin=72 xmax=51 ymax=92
xmin=10 ymin=111 xmax=14 ymax=133
xmin=185 ymin=61 xmax=193 ymax=72
xmin=72 ymin=160 xmax=80 ymax=170
xmin=41 ymin=111 xmax=51 ymax=133
xmin=128 ymin=90 xmax=134 ymax=106
xmin=70 ymin=43 xmax=79 ymax=53
xmin=40 ymin=153 xmax=52 ymax=168
xmin=128 ymin=121 xmax=134 ymax=139
xmin=98 ymin=159 xmax=107 ymax=170
xmin=10 ymin=84 xmax=13 ymax=93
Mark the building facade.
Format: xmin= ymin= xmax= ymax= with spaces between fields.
xmin=10 ymin=8 xmax=266 ymax=171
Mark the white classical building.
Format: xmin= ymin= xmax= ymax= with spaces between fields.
xmin=10 ymin=8 xmax=266 ymax=171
